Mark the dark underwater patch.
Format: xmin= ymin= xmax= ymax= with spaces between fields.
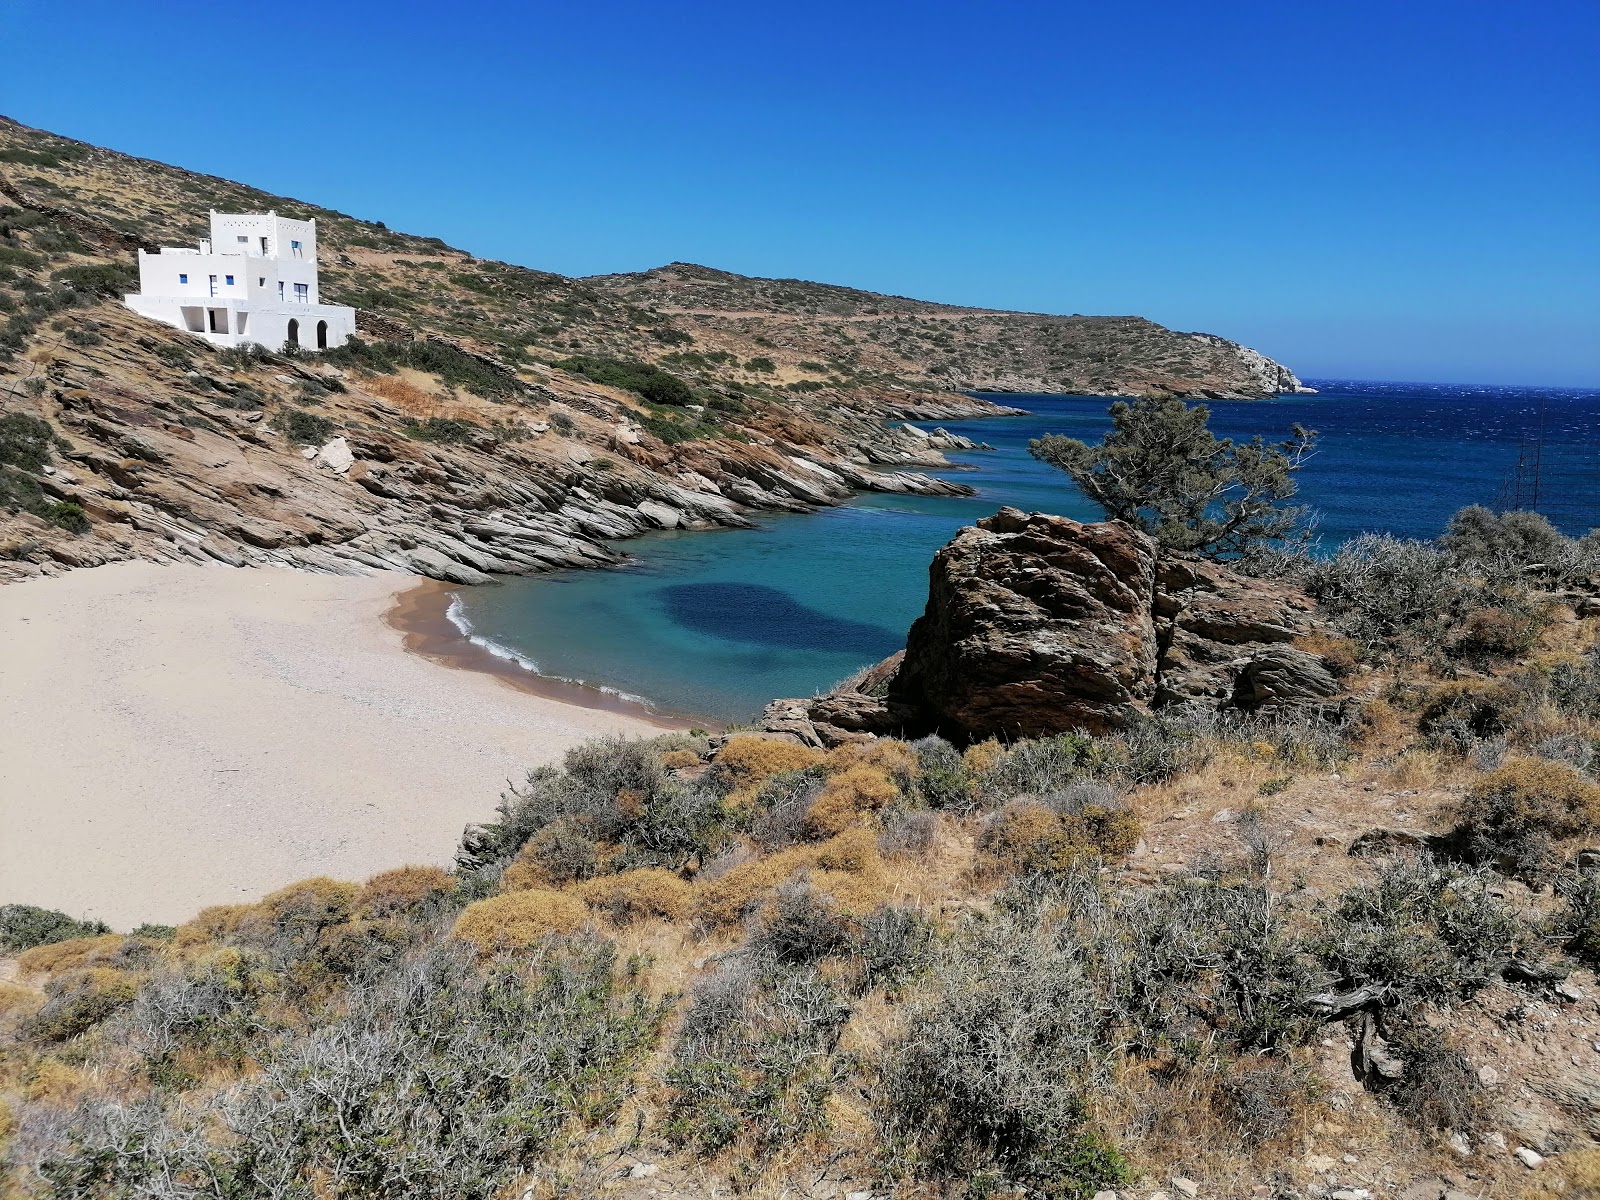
xmin=657 ymin=582 xmax=902 ymax=656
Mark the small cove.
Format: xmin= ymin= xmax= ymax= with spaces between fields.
xmin=451 ymin=381 xmax=1600 ymax=724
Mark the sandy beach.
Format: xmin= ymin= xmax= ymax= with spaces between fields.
xmin=0 ymin=563 xmax=666 ymax=929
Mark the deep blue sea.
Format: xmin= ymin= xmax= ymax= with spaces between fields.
xmin=453 ymin=381 xmax=1600 ymax=724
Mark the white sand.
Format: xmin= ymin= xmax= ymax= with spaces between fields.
xmin=0 ymin=563 xmax=659 ymax=928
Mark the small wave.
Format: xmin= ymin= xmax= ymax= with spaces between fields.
xmin=445 ymin=595 xmax=542 ymax=673
xmin=445 ymin=595 xmax=655 ymax=707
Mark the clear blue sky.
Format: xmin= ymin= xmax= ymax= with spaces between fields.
xmin=3 ymin=0 xmax=1597 ymax=385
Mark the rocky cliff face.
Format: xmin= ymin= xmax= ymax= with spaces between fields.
xmin=764 ymin=508 xmax=1342 ymax=744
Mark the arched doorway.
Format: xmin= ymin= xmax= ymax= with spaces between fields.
xmin=316 ymin=320 xmax=328 ymax=350
xmin=286 ymin=318 xmax=300 ymax=349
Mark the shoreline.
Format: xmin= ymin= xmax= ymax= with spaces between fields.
xmin=383 ymin=579 xmax=707 ymax=732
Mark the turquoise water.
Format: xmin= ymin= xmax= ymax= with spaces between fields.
xmin=454 ymin=381 xmax=1600 ymax=724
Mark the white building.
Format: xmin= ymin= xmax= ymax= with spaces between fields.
xmin=124 ymin=211 xmax=357 ymax=352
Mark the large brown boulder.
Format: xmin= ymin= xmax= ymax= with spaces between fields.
xmin=781 ymin=508 xmax=1336 ymax=744
xmin=888 ymin=509 xmax=1160 ymax=737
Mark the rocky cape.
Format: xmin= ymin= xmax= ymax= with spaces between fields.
xmin=761 ymin=508 xmax=1344 ymax=746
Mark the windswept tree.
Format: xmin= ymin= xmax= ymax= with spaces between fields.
xmin=1028 ymin=395 xmax=1316 ymax=558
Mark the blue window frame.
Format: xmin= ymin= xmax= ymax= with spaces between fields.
xmin=225 ymin=274 xmax=235 ymax=285
xmin=178 ymin=273 xmax=188 ymax=284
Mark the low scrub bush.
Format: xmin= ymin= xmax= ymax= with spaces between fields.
xmin=403 ymin=416 xmax=479 ymax=443
xmin=1214 ymin=1057 xmax=1323 ymax=1149
xmin=0 ymin=411 xmax=53 ymax=472
xmin=16 ymin=934 xmax=126 ymax=978
xmin=324 ymin=336 xmax=523 ymax=398
xmin=979 ymin=792 xmax=1141 ymax=877
xmin=1380 ymin=1019 xmax=1487 ymax=1132
xmin=356 ymin=864 xmax=455 ymax=920
xmin=557 ymin=355 xmax=695 ymax=406
xmin=750 ymin=768 xmax=826 ymax=849
xmin=459 ymin=737 xmax=729 ymax=878
xmin=1553 ymin=863 xmax=1600 ymax=968
xmin=1449 ymin=604 xmax=1549 ymax=664
xmin=49 ymin=262 xmax=137 ymax=298
xmin=664 ymin=956 xmax=850 ymax=1166
xmin=31 ymin=941 xmax=667 ymax=1198
xmin=452 ymin=888 xmax=586 ymax=954
xmin=876 ymin=906 xmax=1133 ymax=1198
xmin=27 ymin=967 xmax=139 ymax=1042
xmin=804 ymin=764 xmax=900 ymax=837
xmin=694 ymin=828 xmax=886 ymax=928
xmin=911 ymin=735 xmax=974 ymax=811
xmin=1314 ymin=858 xmax=1533 ymax=1003
xmin=501 ymin=818 xmax=600 ymax=889
xmin=879 ymin=808 xmax=940 ymax=857
xmin=1455 ymin=758 xmax=1600 ymax=881
xmin=713 ymin=735 xmax=826 ymax=800
xmin=271 ymin=406 xmax=334 ymax=446
xmin=576 ymin=867 xmax=691 ymax=924
xmin=0 ymin=905 xmax=109 ymax=953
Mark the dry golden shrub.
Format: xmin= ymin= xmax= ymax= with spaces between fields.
xmin=659 ymin=748 xmax=702 ymax=770
xmin=714 ymin=735 xmax=826 ymax=791
xmin=452 ymin=888 xmax=586 ymax=954
xmin=16 ymin=934 xmax=124 ymax=979
xmin=1295 ymin=631 xmax=1362 ymax=678
xmin=694 ymin=827 xmax=886 ymax=927
xmin=0 ymin=981 xmax=43 ymax=1020
xmin=175 ymin=903 xmax=255 ymax=948
xmin=364 ymin=372 xmax=473 ymax=421
xmin=577 ymin=868 xmax=692 ymax=924
xmin=22 ymin=1058 xmax=85 ymax=1104
xmin=963 ymin=738 xmax=1005 ymax=777
xmin=825 ymin=738 xmax=920 ymax=782
xmin=253 ymin=877 xmax=359 ymax=934
xmin=1463 ymin=758 xmax=1600 ymax=840
xmin=357 ymin=865 xmax=454 ymax=919
xmin=804 ymin=765 xmax=900 ymax=837
xmin=0 ymin=1097 xmax=12 ymax=1150
xmin=979 ymin=799 xmax=1142 ymax=876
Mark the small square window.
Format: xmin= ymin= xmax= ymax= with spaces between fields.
xmin=225 ymin=275 xmax=235 ymax=285
xmin=237 ymin=235 xmax=247 ymax=242
xmin=178 ymin=273 xmax=188 ymax=284
xmin=258 ymin=277 xmax=265 ymax=286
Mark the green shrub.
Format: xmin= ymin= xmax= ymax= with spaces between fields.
xmin=27 ymin=968 xmax=139 ymax=1042
xmin=1441 ymin=505 xmax=1572 ymax=577
xmin=876 ymin=905 xmax=1133 ymax=1198
xmin=1314 ymin=858 xmax=1533 ymax=1002
xmin=324 ymin=336 xmax=522 ymax=398
xmin=0 ymin=411 xmax=53 ymax=471
xmin=271 ymin=407 xmax=334 ymax=446
xmin=50 ymin=263 xmax=137 ymax=298
xmin=664 ymin=958 xmax=848 ymax=1165
xmin=557 ymin=355 xmax=695 ymax=406
xmin=457 ymin=736 xmax=727 ymax=878
xmin=45 ymin=502 xmax=89 ymax=533
xmin=403 ymin=416 xmax=479 ymax=443
xmin=0 ymin=904 xmax=110 ymax=953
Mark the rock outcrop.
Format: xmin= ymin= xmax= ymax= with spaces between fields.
xmin=764 ymin=508 xmax=1342 ymax=744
